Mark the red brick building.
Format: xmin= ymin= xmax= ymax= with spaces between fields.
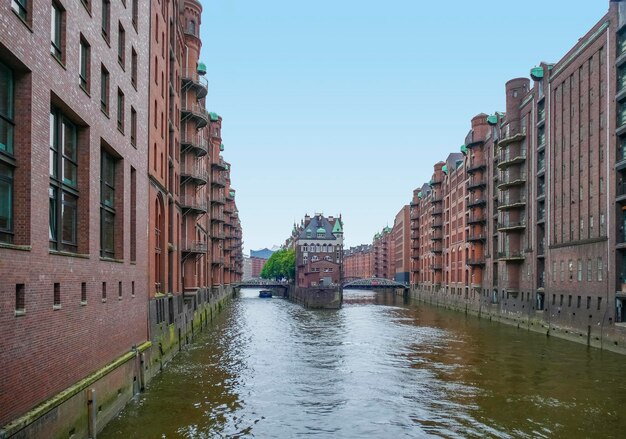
xmin=393 ymin=205 xmax=411 ymax=284
xmin=251 ymin=256 xmax=268 ymax=278
xmin=372 ymin=226 xmax=394 ymax=279
xmin=0 ymin=0 xmax=242 ymax=434
xmin=410 ymin=0 xmax=626 ymax=351
xmin=344 ymin=244 xmax=373 ymax=279
xmin=0 ymin=0 xmax=150 ymax=428
xmin=294 ymin=214 xmax=344 ymax=287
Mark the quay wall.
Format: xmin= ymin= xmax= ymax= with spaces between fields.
xmin=0 ymin=287 xmax=234 ymax=439
xmin=291 ymin=286 xmax=343 ymax=309
xmin=410 ymin=288 xmax=626 ymax=356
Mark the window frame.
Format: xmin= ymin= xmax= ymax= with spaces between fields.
xmin=50 ymin=2 xmax=64 ymax=62
xmin=11 ymin=0 xmax=28 ymax=23
xmin=0 ymin=61 xmax=15 ymax=158
xmin=100 ymin=150 xmax=116 ymax=258
xmin=100 ymin=65 xmax=109 ymax=114
xmin=79 ymin=37 xmax=91 ymax=92
xmin=118 ymin=22 xmax=126 ymax=69
xmin=117 ymin=88 xmax=125 ymax=133
xmin=49 ymin=108 xmax=79 ymax=252
xmin=101 ymin=0 xmax=110 ymax=42
xmin=0 ymin=162 xmax=14 ymax=243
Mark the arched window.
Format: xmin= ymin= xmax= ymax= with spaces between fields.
xmin=188 ymin=20 xmax=196 ymax=35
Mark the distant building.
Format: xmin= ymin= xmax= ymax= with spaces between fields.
xmin=294 ymin=214 xmax=344 ymax=287
xmin=373 ymin=227 xmax=395 ymax=280
xmin=243 ymin=255 xmax=252 ymax=280
xmin=344 ymin=245 xmax=373 ymax=279
xmin=250 ymin=247 xmax=274 ymax=278
xmin=393 ymin=206 xmax=411 ymax=284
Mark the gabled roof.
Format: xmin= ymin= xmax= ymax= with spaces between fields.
xmin=298 ymin=215 xmax=338 ymax=240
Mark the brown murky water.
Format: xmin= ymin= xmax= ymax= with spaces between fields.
xmin=100 ymin=289 xmax=626 ymax=438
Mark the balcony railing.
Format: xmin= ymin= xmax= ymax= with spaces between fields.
xmin=181 ymin=68 xmax=209 ymax=99
xmin=497 ymin=251 xmax=525 ymax=261
xmin=432 ymin=244 xmax=443 ymax=253
xmin=179 ymin=196 xmax=208 ymax=213
xmin=468 ymin=197 xmax=487 ymax=207
xmin=618 ymin=182 xmax=626 ymax=198
xmin=498 ymin=220 xmax=526 ymax=231
xmin=467 ymin=214 xmax=486 ymax=224
xmin=497 ymin=197 xmax=527 ymax=210
xmin=181 ymin=103 xmax=209 ymax=127
xmin=211 ymin=175 xmax=227 ymax=187
xmin=212 ymin=157 xmax=228 ymax=170
xmin=430 ymin=177 xmax=443 ymax=185
xmin=498 ymin=173 xmax=527 ymax=188
xmin=467 ymin=159 xmax=486 ymax=173
xmin=498 ymin=151 xmax=527 ymax=168
xmin=430 ymin=231 xmax=443 ymax=240
xmin=467 ymin=178 xmax=487 ymax=190
xmin=467 ymin=233 xmax=486 ymax=242
xmin=430 ymin=196 xmax=443 ymax=203
xmin=180 ymin=134 xmax=208 ymax=157
xmin=180 ymin=163 xmax=208 ymax=185
xmin=467 ymin=257 xmax=486 ymax=266
xmin=432 ymin=207 xmax=443 ymax=215
xmin=431 ymin=219 xmax=443 ymax=228
xmin=430 ymin=264 xmax=443 ymax=270
xmin=211 ymin=194 xmax=226 ymax=205
xmin=181 ymin=241 xmax=208 ymax=253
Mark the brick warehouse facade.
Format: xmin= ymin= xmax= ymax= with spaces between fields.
xmin=0 ymin=0 xmax=151 ymax=429
xmin=409 ymin=0 xmax=626 ymax=353
xmin=344 ymin=244 xmax=373 ymax=279
xmin=0 ymin=0 xmax=242 ymax=436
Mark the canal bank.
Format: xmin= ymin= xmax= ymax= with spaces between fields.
xmin=0 ymin=287 xmax=234 ymax=439
xmin=100 ymin=288 xmax=626 ymax=438
xmin=409 ymin=287 xmax=626 ymax=356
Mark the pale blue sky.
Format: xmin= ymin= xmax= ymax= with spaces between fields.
xmin=199 ymin=0 xmax=607 ymax=254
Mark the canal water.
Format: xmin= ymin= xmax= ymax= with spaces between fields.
xmin=101 ymin=289 xmax=626 ymax=438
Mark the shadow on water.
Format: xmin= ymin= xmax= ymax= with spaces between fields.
xmin=101 ymin=289 xmax=626 ymax=438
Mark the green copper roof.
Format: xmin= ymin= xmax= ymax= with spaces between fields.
xmin=197 ymin=62 xmax=207 ymax=75
xmin=442 ymin=164 xmax=448 ymax=174
xmin=317 ymin=227 xmax=326 ymax=234
xmin=460 ymin=144 xmax=468 ymax=154
xmin=225 ymin=164 xmax=229 ymax=170
xmin=384 ymin=226 xmax=392 ymax=233
xmin=418 ymin=191 xmax=422 ymax=199
xmin=487 ymin=114 xmax=498 ymax=125
xmin=530 ymin=66 xmax=544 ymax=80
xmin=209 ymin=112 xmax=219 ymax=121
xmin=220 ymin=143 xmax=225 ymax=151
xmin=332 ymin=220 xmax=343 ymax=234
xmin=229 ymin=190 xmax=235 ymax=197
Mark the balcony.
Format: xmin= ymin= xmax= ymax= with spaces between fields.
xmin=181 ymin=241 xmax=208 ymax=254
xmin=497 ymin=251 xmax=525 ymax=262
xmin=498 ymin=151 xmax=527 ymax=169
xmin=467 ymin=197 xmax=487 ymax=208
xmin=498 ymin=220 xmax=526 ymax=231
xmin=431 ymin=219 xmax=443 ymax=228
xmin=467 ymin=257 xmax=485 ymax=266
xmin=430 ymin=196 xmax=443 ymax=204
xmin=411 ymin=231 xmax=419 ymax=239
xmin=467 ymin=233 xmax=486 ymax=242
xmin=430 ymin=264 xmax=443 ymax=270
xmin=467 ymin=214 xmax=486 ymax=224
xmin=180 ymin=163 xmax=208 ymax=186
xmin=411 ymin=241 xmax=420 ymax=250
xmin=537 ymin=241 xmax=545 ymax=257
xmin=537 ymin=210 xmax=546 ymax=223
xmin=181 ymin=68 xmax=209 ymax=99
xmin=467 ymin=178 xmax=486 ymax=190
xmin=180 ymin=134 xmax=208 ymax=157
xmin=617 ymin=147 xmax=626 ymax=170
xmin=618 ymin=182 xmax=626 ymax=203
xmin=211 ymin=194 xmax=226 ymax=205
xmin=212 ymin=232 xmax=226 ymax=240
xmin=211 ymin=257 xmax=225 ymax=265
xmin=430 ymin=231 xmax=443 ymax=241
xmin=180 ymin=196 xmax=208 ymax=214
xmin=498 ymin=131 xmax=526 ymax=148
xmin=537 ymin=161 xmax=545 ymax=175
xmin=432 ymin=207 xmax=443 ymax=216
xmin=497 ymin=197 xmax=527 ymax=210
xmin=537 ymin=186 xmax=546 ymax=199
xmin=430 ymin=177 xmax=443 ymax=186
xmin=497 ymin=173 xmax=527 ymax=189
xmin=467 ymin=159 xmax=486 ymax=173
xmin=410 ymin=211 xmax=420 ymax=220
xmin=432 ymin=243 xmax=443 ymax=253
xmin=211 ymin=175 xmax=227 ymax=187
xmin=181 ymin=103 xmax=209 ymax=128
xmin=212 ymin=157 xmax=228 ymax=170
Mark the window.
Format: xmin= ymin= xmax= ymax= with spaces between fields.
xmin=597 ymin=297 xmax=602 ymax=311
xmin=102 ymin=281 xmax=107 ymax=301
xmin=49 ymin=109 xmax=79 ymax=252
xmin=568 ymin=295 xmax=572 ymax=307
xmin=560 ymin=261 xmax=564 ymax=281
xmin=50 ymin=2 xmax=64 ymax=62
xmin=117 ymin=88 xmax=124 ymax=132
xmin=600 ymin=214 xmax=605 ymax=236
xmin=130 ymin=107 xmax=137 ymax=146
xmin=188 ymin=20 xmax=196 ymax=35
xmin=587 ymin=296 xmax=591 ymax=310
xmin=80 ymin=0 xmax=90 ymax=13
xmin=0 ymin=62 xmax=14 ymax=157
xmin=12 ymin=0 xmax=28 ymax=21
xmin=597 ymin=258 xmax=603 ymax=281
xmin=552 ymin=261 xmax=556 ymax=281
xmin=118 ymin=281 xmax=122 ymax=298
xmin=100 ymin=150 xmax=116 ymax=258
xmin=0 ymin=163 xmax=13 ymax=243
xmin=79 ymin=37 xmax=90 ymax=91
xmin=101 ymin=0 xmax=110 ymax=41
xmin=100 ymin=65 xmax=109 ymax=114
xmin=81 ymin=282 xmax=87 ymax=303
xmin=118 ymin=22 xmax=125 ymax=68
xmin=131 ymin=48 xmax=137 ymax=88
xmin=132 ymin=0 xmax=138 ymax=30
xmin=587 ymin=259 xmax=592 ymax=281
xmin=618 ymin=26 xmax=626 ymax=57
xmin=577 ymin=259 xmax=582 ymax=281
xmin=53 ymin=282 xmax=60 ymax=307
xmin=15 ymin=284 xmax=25 ymax=312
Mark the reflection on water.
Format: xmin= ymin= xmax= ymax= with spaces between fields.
xmin=101 ymin=289 xmax=626 ymax=438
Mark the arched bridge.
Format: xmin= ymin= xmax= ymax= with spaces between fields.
xmin=232 ymin=280 xmax=289 ymax=290
xmin=342 ymin=278 xmax=409 ymax=291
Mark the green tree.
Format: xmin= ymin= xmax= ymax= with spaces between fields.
xmin=260 ymin=248 xmax=295 ymax=281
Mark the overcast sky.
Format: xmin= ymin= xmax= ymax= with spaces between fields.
xmin=199 ymin=0 xmax=608 ymax=254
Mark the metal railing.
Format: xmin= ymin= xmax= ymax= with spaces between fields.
xmin=180 ymin=162 xmax=208 ymax=183
xmin=179 ymin=196 xmax=207 ymax=212
xmin=182 ymin=241 xmax=208 ymax=253
xmin=180 ymin=134 xmax=208 ymax=156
